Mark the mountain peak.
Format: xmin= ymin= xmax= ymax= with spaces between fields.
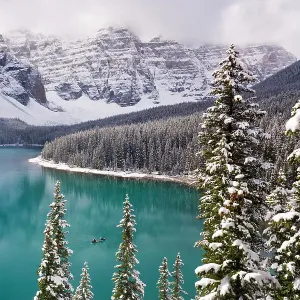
xmin=0 ymin=34 xmax=8 ymax=52
xmin=0 ymin=27 xmax=297 ymax=125
xmin=96 ymin=26 xmax=141 ymax=45
xmin=148 ymin=35 xmax=177 ymax=44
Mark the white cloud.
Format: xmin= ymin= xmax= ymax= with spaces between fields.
xmin=0 ymin=0 xmax=299 ymax=56
xmin=220 ymin=0 xmax=300 ymax=56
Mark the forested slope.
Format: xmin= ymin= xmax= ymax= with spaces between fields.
xmin=40 ymin=89 xmax=300 ymax=178
xmin=2 ymin=58 xmax=300 ymax=147
xmin=0 ymin=101 xmax=211 ymax=145
xmin=255 ymin=60 xmax=300 ymax=98
xmin=42 ymin=113 xmax=201 ymax=175
xmin=4 ymin=55 xmax=300 ymax=178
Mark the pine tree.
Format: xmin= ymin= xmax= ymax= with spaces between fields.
xmin=171 ymin=253 xmax=187 ymax=300
xmin=35 ymin=181 xmax=73 ymax=299
xmin=35 ymin=221 xmax=65 ymax=300
xmin=265 ymin=168 xmax=300 ymax=299
xmin=265 ymin=170 xmax=290 ymax=221
xmin=195 ymin=44 xmax=278 ymax=299
xmin=35 ymin=210 xmax=69 ymax=298
xmin=112 ymin=195 xmax=145 ymax=300
xmin=265 ymin=105 xmax=300 ymax=298
xmin=73 ymin=262 xmax=94 ymax=300
xmin=157 ymin=257 xmax=172 ymax=300
xmin=51 ymin=181 xmax=74 ymax=298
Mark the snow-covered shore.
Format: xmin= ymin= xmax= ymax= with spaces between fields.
xmin=29 ymin=156 xmax=197 ymax=186
xmin=0 ymin=144 xmax=43 ymax=147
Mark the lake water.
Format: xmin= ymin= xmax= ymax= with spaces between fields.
xmin=0 ymin=148 xmax=202 ymax=299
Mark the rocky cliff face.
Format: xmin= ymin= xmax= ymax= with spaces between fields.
xmin=0 ymin=33 xmax=47 ymax=106
xmin=4 ymin=28 xmax=297 ymax=107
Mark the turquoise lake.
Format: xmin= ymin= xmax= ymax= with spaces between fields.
xmin=0 ymin=148 xmax=202 ymax=299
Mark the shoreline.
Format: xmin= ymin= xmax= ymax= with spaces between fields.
xmin=0 ymin=144 xmax=43 ymax=147
xmin=29 ymin=156 xmax=197 ymax=187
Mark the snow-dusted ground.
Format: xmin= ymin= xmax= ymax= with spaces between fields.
xmin=0 ymin=90 xmax=196 ymax=126
xmin=0 ymin=144 xmax=42 ymax=147
xmin=29 ymin=156 xmax=196 ymax=186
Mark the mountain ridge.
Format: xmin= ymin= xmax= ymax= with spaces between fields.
xmin=0 ymin=27 xmax=297 ymax=125
xmin=255 ymin=60 xmax=300 ymax=98
xmin=5 ymin=27 xmax=297 ymax=103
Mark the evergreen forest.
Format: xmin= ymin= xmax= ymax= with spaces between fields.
xmin=28 ymin=44 xmax=300 ymax=299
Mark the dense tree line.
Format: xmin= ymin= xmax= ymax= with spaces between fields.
xmin=40 ymin=97 xmax=300 ymax=181
xmin=27 ymin=64 xmax=299 ymax=180
xmin=41 ymin=113 xmax=202 ymax=175
xmin=0 ymin=101 xmax=211 ymax=145
xmin=255 ymin=59 xmax=300 ymax=99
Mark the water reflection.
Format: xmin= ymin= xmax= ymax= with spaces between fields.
xmin=0 ymin=149 xmax=202 ymax=300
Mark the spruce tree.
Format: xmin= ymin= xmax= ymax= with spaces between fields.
xmin=51 ymin=181 xmax=73 ymax=298
xmin=266 ymin=169 xmax=300 ymax=299
xmin=35 ymin=210 xmax=69 ymax=298
xmin=112 ymin=195 xmax=145 ymax=300
xmin=265 ymin=107 xmax=300 ymax=298
xmin=171 ymin=253 xmax=187 ymax=300
xmin=157 ymin=257 xmax=172 ymax=300
xmin=265 ymin=170 xmax=290 ymax=222
xmin=195 ymin=44 xmax=278 ymax=299
xmin=73 ymin=262 xmax=94 ymax=300
xmin=35 ymin=221 xmax=65 ymax=300
xmin=35 ymin=181 xmax=73 ymax=299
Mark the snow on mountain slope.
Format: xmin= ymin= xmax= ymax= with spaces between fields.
xmin=0 ymin=90 xmax=190 ymax=125
xmin=0 ymin=27 xmax=297 ymax=125
xmin=0 ymin=92 xmax=49 ymax=125
xmin=0 ymin=34 xmax=47 ymax=106
xmin=5 ymin=28 xmax=296 ymax=103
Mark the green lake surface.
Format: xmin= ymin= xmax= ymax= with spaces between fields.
xmin=0 ymin=148 xmax=202 ymax=299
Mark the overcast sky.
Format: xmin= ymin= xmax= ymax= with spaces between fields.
xmin=0 ymin=0 xmax=299 ymax=57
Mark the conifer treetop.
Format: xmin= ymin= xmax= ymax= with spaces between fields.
xmin=112 ymin=194 xmax=145 ymax=300
xmin=171 ymin=253 xmax=187 ymax=300
xmin=195 ymin=44 xmax=278 ymax=299
xmin=52 ymin=181 xmax=73 ymax=297
xmin=157 ymin=257 xmax=172 ymax=300
xmin=34 ymin=219 xmax=68 ymax=299
xmin=73 ymin=261 xmax=94 ymax=300
xmin=211 ymin=44 xmax=255 ymax=97
xmin=35 ymin=181 xmax=73 ymax=300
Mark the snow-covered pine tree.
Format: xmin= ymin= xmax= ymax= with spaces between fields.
xmin=171 ymin=253 xmax=187 ymax=300
xmin=112 ymin=195 xmax=145 ymax=300
xmin=73 ymin=262 xmax=94 ymax=300
xmin=34 ymin=217 xmax=66 ymax=299
xmin=265 ymin=170 xmax=290 ymax=221
xmin=195 ymin=44 xmax=278 ymax=299
xmin=50 ymin=181 xmax=73 ymax=299
xmin=157 ymin=257 xmax=172 ymax=300
xmin=265 ymin=168 xmax=300 ymax=299
xmin=264 ymin=108 xmax=300 ymax=299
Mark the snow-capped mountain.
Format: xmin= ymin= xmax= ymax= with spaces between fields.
xmin=0 ymin=27 xmax=297 ymax=125
xmin=0 ymin=34 xmax=46 ymax=105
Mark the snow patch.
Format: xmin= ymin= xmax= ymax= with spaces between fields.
xmin=286 ymin=109 xmax=300 ymax=132
xmin=273 ymin=212 xmax=300 ymax=222
xmin=0 ymin=89 xmax=195 ymax=126
xmin=195 ymin=264 xmax=221 ymax=275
